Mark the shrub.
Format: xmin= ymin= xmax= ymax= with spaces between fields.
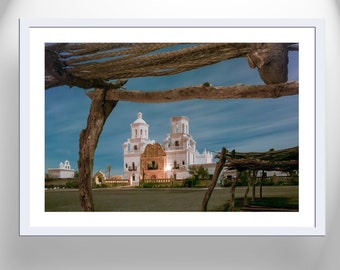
xmin=287 ymin=177 xmax=299 ymax=185
xmin=182 ymin=177 xmax=198 ymax=187
xmin=140 ymin=182 xmax=155 ymax=188
xmin=275 ymin=180 xmax=286 ymax=186
xmin=65 ymin=180 xmax=79 ymax=189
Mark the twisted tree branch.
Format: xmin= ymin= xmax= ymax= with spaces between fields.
xmin=88 ymin=81 xmax=298 ymax=103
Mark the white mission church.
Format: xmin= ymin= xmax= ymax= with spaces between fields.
xmin=123 ymin=112 xmax=215 ymax=186
xmin=47 ymin=160 xmax=75 ymax=178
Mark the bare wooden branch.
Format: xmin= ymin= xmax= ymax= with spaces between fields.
xmin=64 ymin=43 xmax=177 ymax=65
xmin=229 ymin=171 xmax=240 ymax=211
xmin=217 ymin=146 xmax=298 ymax=172
xmin=78 ymin=89 xmax=118 ymax=211
xmin=201 ymin=147 xmax=227 ymax=211
xmin=247 ymin=43 xmax=288 ymax=84
xmin=226 ymin=159 xmax=298 ymax=171
xmin=91 ymin=81 xmax=298 ymax=103
xmin=67 ymin=43 xmax=251 ymax=80
xmin=225 ymin=146 xmax=298 ymax=161
xmin=243 ymin=171 xmax=251 ymax=205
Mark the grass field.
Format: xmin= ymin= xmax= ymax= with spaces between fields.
xmin=45 ymin=186 xmax=298 ymax=212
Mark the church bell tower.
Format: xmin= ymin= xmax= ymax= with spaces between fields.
xmin=123 ymin=112 xmax=154 ymax=185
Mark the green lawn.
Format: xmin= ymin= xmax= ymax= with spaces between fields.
xmin=45 ymin=186 xmax=298 ymax=212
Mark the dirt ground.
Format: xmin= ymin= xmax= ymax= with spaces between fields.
xmin=45 ymin=186 xmax=298 ymax=212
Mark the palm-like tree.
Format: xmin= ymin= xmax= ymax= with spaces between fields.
xmin=106 ymin=164 xmax=112 ymax=179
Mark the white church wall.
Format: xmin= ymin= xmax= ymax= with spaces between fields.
xmin=47 ymin=160 xmax=75 ymax=179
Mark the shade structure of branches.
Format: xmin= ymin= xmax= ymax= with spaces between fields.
xmin=45 ymin=42 xmax=298 ymax=90
xmin=221 ymin=146 xmax=299 ymax=211
xmin=222 ymin=146 xmax=299 ymax=172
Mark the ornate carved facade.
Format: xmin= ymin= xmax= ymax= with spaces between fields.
xmin=140 ymin=143 xmax=166 ymax=180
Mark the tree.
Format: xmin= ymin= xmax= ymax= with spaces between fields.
xmin=45 ymin=43 xmax=298 ymax=211
xmin=188 ymin=165 xmax=210 ymax=181
xmin=106 ymin=164 xmax=112 ymax=179
xmin=187 ymin=165 xmax=210 ymax=188
xmin=78 ymin=88 xmax=118 ymax=211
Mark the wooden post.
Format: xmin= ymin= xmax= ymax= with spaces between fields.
xmin=78 ymin=88 xmax=117 ymax=211
xmin=243 ymin=170 xmax=251 ymax=205
xmin=229 ymin=171 xmax=239 ymax=212
xmin=260 ymin=169 xmax=265 ymax=199
xmin=251 ymin=170 xmax=257 ymax=202
xmin=201 ymin=147 xmax=227 ymax=211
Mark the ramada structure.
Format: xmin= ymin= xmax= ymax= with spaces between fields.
xmin=123 ymin=112 xmax=215 ymax=186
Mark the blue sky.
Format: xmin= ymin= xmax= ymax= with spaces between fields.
xmin=45 ymin=49 xmax=298 ymax=176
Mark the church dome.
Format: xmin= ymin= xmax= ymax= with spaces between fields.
xmin=133 ymin=112 xmax=147 ymax=124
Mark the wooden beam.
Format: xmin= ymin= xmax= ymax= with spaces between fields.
xmin=218 ymin=146 xmax=299 ymax=171
xmin=201 ymin=147 xmax=227 ymax=211
xmin=90 ymin=81 xmax=298 ymax=103
xmin=226 ymin=159 xmax=298 ymax=171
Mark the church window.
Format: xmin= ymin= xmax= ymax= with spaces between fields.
xmin=125 ymin=163 xmax=128 ymax=168
xmin=182 ymin=160 xmax=185 ymax=165
xmin=140 ymin=129 xmax=143 ymax=136
xmin=134 ymin=145 xmax=138 ymax=150
xmin=135 ymin=129 xmax=137 ymax=138
xmin=175 ymin=140 xmax=179 ymax=147
xmin=182 ymin=123 xmax=185 ymax=133
xmin=148 ymin=161 xmax=158 ymax=170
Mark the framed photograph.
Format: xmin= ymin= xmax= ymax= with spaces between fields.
xmin=20 ymin=19 xmax=325 ymax=235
